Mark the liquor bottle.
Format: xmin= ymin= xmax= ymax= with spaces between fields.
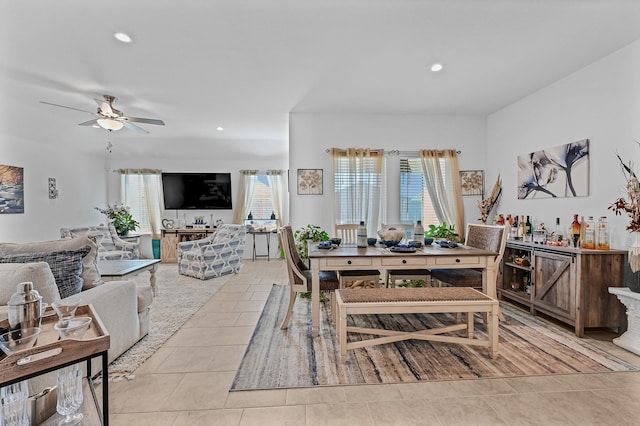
xmin=357 ymin=221 xmax=367 ymax=248
xmin=571 ymin=214 xmax=581 ymax=247
xmin=553 ymin=217 xmax=563 ymax=242
xmin=596 ymin=216 xmax=610 ymax=250
xmin=413 ymin=220 xmax=424 ymax=242
xmin=524 ymin=216 xmax=532 ymax=242
xmin=583 ymin=216 xmax=596 ymax=249
xmin=511 ymin=216 xmax=519 ymax=240
xmin=579 ymin=216 xmax=586 ymax=247
xmin=519 ymin=215 xmax=526 ymax=240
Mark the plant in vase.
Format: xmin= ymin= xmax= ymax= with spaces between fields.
xmin=95 ymin=203 xmax=139 ymax=236
xmin=424 ymin=222 xmax=460 ymax=243
xmin=609 ymin=151 xmax=640 ymax=276
xmin=293 ymin=224 xmax=330 ymax=261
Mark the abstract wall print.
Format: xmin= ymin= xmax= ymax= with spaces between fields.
xmin=0 ymin=164 xmax=24 ymax=213
xmin=297 ymin=169 xmax=323 ymax=195
xmin=460 ymin=170 xmax=484 ymax=196
xmin=517 ymin=139 xmax=589 ymax=199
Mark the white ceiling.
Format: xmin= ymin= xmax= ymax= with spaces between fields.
xmin=2 ymin=0 xmax=640 ymax=159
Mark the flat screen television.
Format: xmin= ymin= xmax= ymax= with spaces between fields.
xmin=162 ymin=172 xmax=233 ymax=210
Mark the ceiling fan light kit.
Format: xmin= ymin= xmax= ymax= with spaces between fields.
xmin=97 ymin=118 xmax=124 ymax=131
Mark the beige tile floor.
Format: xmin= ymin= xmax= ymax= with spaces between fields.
xmin=108 ymin=260 xmax=640 ymax=425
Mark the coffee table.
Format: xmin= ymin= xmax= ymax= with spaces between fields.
xmin=100 ymin=259 xmax=161 ymax=296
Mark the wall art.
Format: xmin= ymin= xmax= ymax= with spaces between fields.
xmin=460 ymin=170 xmax=484 ymax=196
xmin=297 ymin=169 xmax=323 ymax=195
xmin=0 ymin=164 xmax=24 ymax=214
xmin=517 ymin=139 xmax=589 ymax=199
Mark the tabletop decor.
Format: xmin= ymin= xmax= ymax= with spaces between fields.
xmin=609 ymin=151 xmax=640 ymax=274
xmin=95 ymin=203 xmax=139 ymax=236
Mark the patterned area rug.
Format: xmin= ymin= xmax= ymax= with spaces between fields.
xmin=105 ymin=264 xmax=231 ymax=380
xmin=231 ymin=284 xmax=639 ymax=390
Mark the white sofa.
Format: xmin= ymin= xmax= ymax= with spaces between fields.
xmin=0 ymin=235 xmax=152 ymax=370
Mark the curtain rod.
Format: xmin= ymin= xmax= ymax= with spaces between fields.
xmin=324 ymin=149 xmax=462 ymax=155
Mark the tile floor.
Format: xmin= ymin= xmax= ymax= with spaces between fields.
xmin=107 ymin=260 xmax=640 ymax=425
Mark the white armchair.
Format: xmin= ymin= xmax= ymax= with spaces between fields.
xmin=60 ymin=224 xmax=139 ymax=261
xmin=178 ymin=224 xmax=246 ymax=280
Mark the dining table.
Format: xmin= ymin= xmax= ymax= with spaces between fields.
xmin=308 ymin=242 xmax=500 ymax=336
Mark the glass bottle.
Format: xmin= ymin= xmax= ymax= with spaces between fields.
xmin=357 ymin=221 xmax=367 ymax=248
xmin=510 ymin=268 xmax=519 ymax=290
xmin=524 ymin=216 xmax=532 ymax=242
xmin=596 ymin=216 xmax=610 ymax=250
xmin=583 ymin=216 xmax=596 ymax=249
xmin=571 ymin=214 xmax=581 ymax=247
xmin=413 ymin=220 xmax=424 ymax=243
xmin=511 ymin=215 xmax=519 ymax=240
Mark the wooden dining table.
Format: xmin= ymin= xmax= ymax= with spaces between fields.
xmin=308 ymin=243 xmax=499 ymax=336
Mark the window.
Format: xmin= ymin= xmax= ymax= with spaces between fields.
xmin=399 ymin=158 xmax=440 ymax=227
xmin=332 ymin=149 xmax=386 ymax=233
xmin=121 ymin=175 xmax=151 ymax=233
xmin=247 ymin=175 xmax=275 ymax=219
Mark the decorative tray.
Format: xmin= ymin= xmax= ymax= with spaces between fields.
xmin=0 ymin=304 xmax=110 ymax=383
xmin=389 ymin=246 xmax=417 ymax=253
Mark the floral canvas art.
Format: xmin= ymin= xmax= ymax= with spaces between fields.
xmin=517 ymin=139 xmax=589 ymax=199
xmin=297 ymin=169 xmax=323 ymax=195
xmin=460 ymin=170 xmax=484 ymax=196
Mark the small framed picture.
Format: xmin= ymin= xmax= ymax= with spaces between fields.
xmin=297 ymin=169 xmax=323 ymax=195
xmin=460 ymin=170 xmax=484 ymax=196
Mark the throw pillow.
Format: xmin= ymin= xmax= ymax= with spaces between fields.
xmin=0 ymin=246 xmax=91 ymax=298
xmin=0 ymin=262 xmax=62 ymax=306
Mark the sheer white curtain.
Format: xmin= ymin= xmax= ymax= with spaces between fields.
xmin=331 ymin=148 xmax=386 ymax=235
xmin=419 ymin=149 xmax=465 ymax=239
xmin=232 ymin=170 xmax=258 ymax=224
xmin=119 ymin=168 xmax=164 ymax=239
xmin=266 ymin=170 xmax=287 ymax=227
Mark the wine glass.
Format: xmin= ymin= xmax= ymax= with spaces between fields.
xmin=56 ymin=364 xmax=84 ymax=425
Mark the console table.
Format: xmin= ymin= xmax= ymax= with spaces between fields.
xmin=248 ymin=230 xmax=276 ymax=261
xmin=161 ymin=228 xmax=216 ymax=263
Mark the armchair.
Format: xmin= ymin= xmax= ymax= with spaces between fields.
xmin=60 ymin=224 xmax=139 ymax=261
xmin=178 ymin=224 xmax=246 ymax=280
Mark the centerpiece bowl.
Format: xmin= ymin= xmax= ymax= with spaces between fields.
xmin=0 ymin=327 xmax=41 ymax=356
xmin=377 ymin=228 xmax=405 ymax=247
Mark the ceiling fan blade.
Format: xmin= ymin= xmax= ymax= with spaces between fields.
xmin=40 ymin=101 xmax=96 ymax=115
xmin=78 ymin=119 xmax=99 ymax=127
xmin=94 ymin=98 xmax=114 ymax=116
xmin=121 ymin=116 xmax=165 ymax=126
xmin=121 ymin=121 xmax=150 ymax=134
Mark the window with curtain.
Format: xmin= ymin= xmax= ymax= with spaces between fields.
xmin=232 ymin=170 xmax=286 ymax=226
xmin=247 ymin=175 xmax=274 ymax=218
xmin=399 ymin=158 xmax=440 ymax=226
xmin=332 ymin=148 xmax=387 ymax=234
xmin=120 ymin=169 xmax=164 ymax=238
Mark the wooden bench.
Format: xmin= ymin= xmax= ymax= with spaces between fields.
xmin=335 ymin=287 xmax=499 ymax=361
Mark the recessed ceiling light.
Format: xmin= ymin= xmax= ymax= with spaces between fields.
xmin=114 ymin=32 xmax=132 ymax=43
xmin=216 ymin=126 xmax=224 ymax=131
xmin=430 ymin=63 xmax=444 ymax=72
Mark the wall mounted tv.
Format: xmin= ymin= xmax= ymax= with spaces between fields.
xmin=162 ymin=172 xmax=233 ymax=210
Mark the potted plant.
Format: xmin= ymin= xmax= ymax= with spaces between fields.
xmin=424 ymin=222 xmax=460 ymax=242
xmin=95 ymin=203 xmax=139 ymax=237
xmin=293 ymin=224 xmax=330 ymax=260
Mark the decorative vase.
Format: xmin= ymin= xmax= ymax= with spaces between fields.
xmin=629 ymin=232 xmax=640 ymax=275
xmin=118 ymin=230 xmax=129 ymax=237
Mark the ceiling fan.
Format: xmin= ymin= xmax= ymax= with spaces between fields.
xmin=40 ymin=94 xmax=165 ymax=134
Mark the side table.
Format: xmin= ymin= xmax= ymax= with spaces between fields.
xmin=0 ymin=305 xmax=110 ymax=425
xmin=609 ymin=287 xmax=640 ymax=355
xmin=248 ymin=230 xmax=274 ymax=261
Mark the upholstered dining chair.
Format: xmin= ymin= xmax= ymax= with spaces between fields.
xmin=334 ymin=223 xmax=381 ymax=288
xmin=279 ymin=226 xmax=340 ymax=329
xmin=431 ymin=223 xmax=508 ymax=322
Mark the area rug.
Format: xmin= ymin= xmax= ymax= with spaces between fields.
xmin=105 ymin=264 xmax=231 ymax=380
xmin=231 ymin=284 xmax=639 ymax=390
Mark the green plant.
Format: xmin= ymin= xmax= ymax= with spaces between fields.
xmin=294 ymin=224 xmax=330 ymax=260
xmin=95 ymin=203 xmax=139 ymax=236
xmin=424 ymin=222 xmax=460 ymax=242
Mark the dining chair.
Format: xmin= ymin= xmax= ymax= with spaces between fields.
xmin=279 ymin=226 xmax=340 ymax=329
xmin=431 ymin=223 xmax=508 ymax=290
xmin=334 ymin=223 xmax=381 ymax=288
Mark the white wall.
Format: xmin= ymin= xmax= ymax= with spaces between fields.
xmin=486 ymin=39 xmax=640 ymax=249
xmin=0 ymin=134 xmax=107 ymax=243
xmin=289 ymin=113 xmax=489 ymax=237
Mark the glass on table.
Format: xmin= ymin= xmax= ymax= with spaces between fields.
xmin=51 ymin=300 xmax=82 ymax=324
xmin=56 ymin=364 xmax=84 ymax=425
xmin=1 ymin=380 xmax=30 ymax=426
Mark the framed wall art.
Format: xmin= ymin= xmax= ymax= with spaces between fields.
xmin=297 ymin=169 xmax=323 ymax=195
xmin=460 ymin=170 xmax=484 ymax=196
xmin=517 ymin=139 xmax=589 ymax=199
xmin=0 ymin=164 xmax=24 ymax=214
